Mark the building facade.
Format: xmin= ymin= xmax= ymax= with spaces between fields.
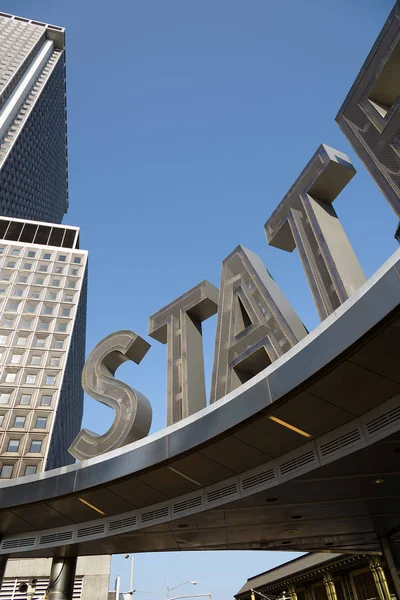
xmin=0 ymin=12 xmax=68 ymax=224
xmin=235 ymin=553 xmax=398 ymax=600
xmin=0 ymin=556 xmax=111 ymax=600
xmin=0 ymin=216 xmax=87 ymax=476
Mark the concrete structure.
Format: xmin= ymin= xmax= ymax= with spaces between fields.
xmin=0 ymin=13 xmax=68 ymax=223
xmin=149 ymin=281 xmax=218 ymax=425
xmin=264 ymin=145 xmax=366 ymax=320
xmin=336 ymin=1 xmax=400 ymax=219
xmin=210 ymin=246 xmax=307 ymax=403
xmin=0 ymin=216 xmax=87 ymax=476
xmin=0 ymin=555 xmax=110 ymax=599
xmin=235 ymin=553 xmax=398 ymax=600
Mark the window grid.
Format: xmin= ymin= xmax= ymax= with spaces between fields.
xmin=0 ymin=241 xmax=86 ymax=475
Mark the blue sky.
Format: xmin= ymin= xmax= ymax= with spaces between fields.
xmin=2 ymin=0 xmax=398 ymax=597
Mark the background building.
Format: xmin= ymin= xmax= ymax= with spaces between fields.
xmin=0 ymin=12 xmax=68 ymax=223
xmin=235 ymin=553 xmax=397 ymax=600
xmin=0 ymin=555 xmax=111 ymax=599
xmin=0 ymin=216 xmax=87 ymax=476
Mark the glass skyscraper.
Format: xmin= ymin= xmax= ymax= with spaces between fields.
xmin=0 ymin=12 xmax=68 ymax=223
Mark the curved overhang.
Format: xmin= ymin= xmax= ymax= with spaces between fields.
xmin=1 ymin=250 xmax=400 ymax=557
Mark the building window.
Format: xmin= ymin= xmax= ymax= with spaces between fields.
xmin=7 ymin=439 xmax=20 ymax=452
xmin=41 ymin=394 xmax=52 ymax=406
xmin=34 ymin=277 xmax=44 ymax=285
xmin=50 ymin=357 xmax=60 ymax=367
xmin=43 ymin=253 xmax=51 ymax=260
xmin=14 ymin=415 xmax=25 ymax=428
xmin=30 ymin=291 xmax=40 ymax=299
xmin=43 ymin=306 xmax=53 ymax=316
xmin=30 ymin=355 xmax=41 ymax=366
xmin=65 ymin=294 xmax=73 ymax=302
xmin=24 ymin=465 xmax=37 ymax=476
xmin=11 ymin=354 xmax=22 ymax=364
xmin=8 ymin=303 xmax=18 ymax=312
xmin=35 ymin=417 xmax=47 ymax=429
xmin=0 ymin=288 xmax=6 ymax=296
xmin=0 ymin=393 xmax=10 ymax=404
xmin=0 ymin=464 xmax=13 ymax=478
xmin=5 ymin=373 xmax=16 ymax=383
xmin=34 ymin=337 xmax=46 ymax=348
xmin=30 ymin=440 xmax=42 ymax=453
xmin=3 ymin=319 xmax=13 ymax=328
xmin=71 ymin=269 xmax=79 ymax=276
xmin=54 ymin=339 xmax=64 ymax=349
xmin=39 ymin=265 xmax=48 ymax=273
xmin=7 ymin=261 xmax=16 ymax=268
xmin=23 ymin=263 xmax=32 ymax=271
xmin=26 ymin=374 xmax=36 ymax=384
xmin=58 ymin=323 xmax=67 ymax=333
xmin=52 ymin=279 xmax=60 ymax=287
xmin=62 ymin=308 xmax=70 ymax=317
xmin=46 ymin=375 xmax=56 ymax=385
xmin=26 ymin=304 xmax=36 ymax=314
xmin=73 ymin=257 xmax=81 ymax=264
xmin=55 ymin=266 xmax=63 ymax=274
xmin=17 ymin=336 xmax=28 ymax=346
xmin=14 ymin=288 xmax=23 ymax=297
xmin=27 ymin=251 xmax=36 ymax=258
xmin=1 ymin=273 xmax=11 ymax=282
xmin=20 ymin=394 xmax=31 ymax=405
xmin=11 ymin=249 xmax=20 ymax=257
xmin=59 ymin=255 xmax=67 ymax=262
xmin=21 ymin=319 xmax=32 ymax=329
xmin=39 ymin=321 xmax=49 ymax=331
xmin=18 ymin=275 xmax=28 ymax=283
xmin=0 ymin=335 xmax=7 ymax=344
xmin=0 ymin=415 xmax=4 ymax=427
xmin=48 ymin=292 xmax=58 ymax=301
xmin=67 ymin=280 xmax=76 ymax=289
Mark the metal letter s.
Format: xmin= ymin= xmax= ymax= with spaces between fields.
xmin=69 ymin=330 xmax=152 ymax=461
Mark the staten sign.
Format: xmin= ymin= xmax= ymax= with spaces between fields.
xmin=70 ymin=5 xmax=400 ymax=459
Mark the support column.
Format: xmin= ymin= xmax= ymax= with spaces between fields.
xmin=288 ymin=584 xmax=298 ymax=600
xmin=0 ymin=557 xmax=7 ymax=590
xmin=369 ymin=557 xmax=391 ymax=600
xmin=380 ymin=536 xmax=400 ymax=600
xmin=47 ymin=557 xmax=77 ymax=600
xmin=323 ymin=572 xmax=338 ymax=600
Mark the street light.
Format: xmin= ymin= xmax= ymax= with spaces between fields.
xmin=167 ymin=581 xmax=197 ymax=598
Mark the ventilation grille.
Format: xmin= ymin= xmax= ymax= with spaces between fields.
xmin=173 ymin=495 xmax=203 ymax=514
xmin=109 ymin=515 xmax=137 ymax=532
xmin=2 ymin=537 xmax=35 ymax=550
xmin=141 ymin=506 xmax=169 ymax=524
xmin=241 ymin=468 xmax=275 ymax=491
xmin=39 ymin=531 xmax=72 ymax=545
xmin=319 ymin=429 xmax=362 ymax=457
xmin=207 ymin=482 xmax=237 ymax=504
xmin=280 ymin=449 xmax=315 ymax=476
xmin=366 ymin=406 xmax=400 ymax=436
xmin=77 ymin=524 xmax=105 ymax=539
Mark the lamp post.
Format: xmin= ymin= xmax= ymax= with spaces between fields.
xmin=122 ymin=555 xmax=135 ymax=600
xmin=167 ymin=581 xmax=198 ymax=598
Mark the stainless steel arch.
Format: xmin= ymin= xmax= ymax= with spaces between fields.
xmin=0 ymin=250 xmax=399 ymax=558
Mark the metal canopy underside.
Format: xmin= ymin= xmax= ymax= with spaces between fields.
xmin=1 ymin=251 xmax=400 ymax=558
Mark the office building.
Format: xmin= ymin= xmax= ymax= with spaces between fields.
xmin=0 ymin=216 xmax=87 ymax=476
xmin=0 ymin=12 xmax=68 ymax=223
